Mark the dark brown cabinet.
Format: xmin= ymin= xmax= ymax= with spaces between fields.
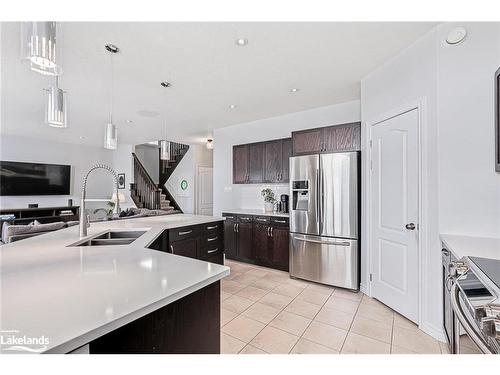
xmin=292 ymin=122 xmax=361 ymax=155
xmin=247 ymin=143 xmax=264 ymax=183
xmin=223 ymin=212 xmax=289 ymax=271
xmin=233 ymin=138 xmax=292 ymax=184
xmin=233 ymin=145 xmax=249 ymax=183
xmin=148 ymin=221 xmax=224 ymax=265
xmin=170 ymin=238 xmax=197 ymax=258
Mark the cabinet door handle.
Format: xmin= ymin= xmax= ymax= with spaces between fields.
xmin=233 ymin=223 xmax=237 ymax=232
xmin=207 ymin=236 xmax=218 ymax=242
xmin=170 ymin=245 xmax=174 ymax=254
xmin=207 ymin=248 xmax=219 ymax=254
xmin=274 ymin=219 xmax=286 ymax=223
xmin=267 ymin=226 xmax=270 ymax=236
xmin=236 ymin=223 xmax=239 ymax=233
xmin=270 ymin=227 xmax=273 ymax=237
xmin=225 ymin=216 xmax=234 ymax=219
xmin=207 ymin=225 xmax=218 ymax=230
xmin=256 ymin=218 xmax=266 ymax=222
xmin=241 ymin=217 xmax=250 ymax=221
xmin=178 ymin=230 xmax=193 ymax=236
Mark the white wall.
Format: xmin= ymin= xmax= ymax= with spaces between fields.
xmin=213 ymin=100 xmax=361 ymax=216
xmin=165 ymin=144 xmax=213 ymax=214
xmin=360 ymin=22 xmax=500 ymax=339
xmin=437 ymin=23 xmax=500 ymax=237
xmin=112 ymin=143 xmax=135 ymax=209
xmin=0 ymin=134 xmax=115 ymax=209
xmin=134 ymin=144 xmax=159 ymax=183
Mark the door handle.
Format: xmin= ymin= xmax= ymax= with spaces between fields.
xmin=236 ymin=223 xmax=239 ymax=233
xmin=274 ymin=219 xmax=286 ymax=223
xmin=206 ymin=225 xmax=218 ymax=230
xmin=405 ymin=223 xmax=416 ymax=230
xmin=267 ymin=227 xmax=270 ymax=237
xmin=292 ymin=236 xmax=350 ymax=246
xmin=207 ymin=248 xmax=219 ymax=254
xmin=178 ymin=230 xmax=193 ymax=236
xmin=207 ymin=236 xmax=218 ymax=242
xmin=233 ymin=223 xmax=237 ymax=232
xmin=270 ymin=227 xmax=273 ymax=237
xmin=170 ymin=244 xmax=174 ymax=254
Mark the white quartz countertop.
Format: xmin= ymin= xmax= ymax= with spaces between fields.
xmin=222 ymin=208 xmax=289 ymax=218
xmin=440 ymin=234 xmax=500 ymax=260
xmin=0 ymin=214 xmax=229 ymax=354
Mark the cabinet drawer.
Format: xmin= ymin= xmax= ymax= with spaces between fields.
xmin=201 ymin=221 xmax=223 ymax=236
xmin=199 ymin=233 xmax=223 ymax=249
xmin=270 ymin=217 xmax=289 ymax=226
xmin=205 ymin=252 xmax=224 ymax=265
xmin=198 ymin=243 xmax=223 ymax=261
xmin=253 ymin=216 xmax=270 ymax=224
xmin=238 ymin=215 xmax=253 ymax=223
xmin=169 ymin=225 xmax=200 ymax=242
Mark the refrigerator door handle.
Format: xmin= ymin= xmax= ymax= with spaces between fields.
xmin=316 ymin=168 xmax=321 ymax=234
xmin=291 ymin=236 xmax=351 ymax=247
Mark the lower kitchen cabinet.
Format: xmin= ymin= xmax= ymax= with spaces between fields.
xmin=222 ymin=212 xmax=290 ymax=271
xmin=148 ymin=220 xmax=224 ymax=265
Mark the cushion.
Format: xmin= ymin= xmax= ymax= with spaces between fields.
xmin=2 ymin=221 xmax=66 ymax=244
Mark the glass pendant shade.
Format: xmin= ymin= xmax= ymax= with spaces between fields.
xmin=160 ymin=140 xmax=171 ymax=161
xmin=21 ymin=22 xmax=62 ymax=76
xmin=104 ymin=123 xmax=118 ymax=150
xmin=206 ymin=139 xmax=213 ymax=149
xmin=44 ymin=86 xmax=67 ymax=128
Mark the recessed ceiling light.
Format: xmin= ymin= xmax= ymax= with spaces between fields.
xmin=290 ymin=88 xmax=299 ymax=93
xmin=160 ymin=81 xmax=172 ymax=88
xmin=126 ymin=120 xmax=133 ymax=124
xmin=235 ymin=38 xmax=248 ymax=46
xmin=79 ymin=136 xmax=85 ymax=140
xmin=229 ymin=104 xmax=237 ymax=109
xmin=446 ymin=27 xmax=467 ymax=45
xmin=137 ymin=110 xmax=160 ymax=118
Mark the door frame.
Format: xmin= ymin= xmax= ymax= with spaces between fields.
xmin=365 ymin=98 xmax=428 ymax=328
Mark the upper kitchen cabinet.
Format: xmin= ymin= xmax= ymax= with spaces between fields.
xmin=292 ymin=128 xmax=323 ymax=155
xmin=247 ymin=143 xmax=264 ymax=183
xmin=292 ymin=122 xmax=361 ymax=155
xmin=233 ymin=144 xmax=249 ymax=183
xmin=233 ymin=138 xmax=292 ymax=184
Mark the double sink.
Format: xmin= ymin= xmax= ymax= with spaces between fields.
xmin=69 ymin=230 xmax=147 ymax=247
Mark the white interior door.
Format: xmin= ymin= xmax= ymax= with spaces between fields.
xmin=370 ymin=108 xmax=419 ymax=323
xmin=196 ymin=166 xmax=213 ymax=215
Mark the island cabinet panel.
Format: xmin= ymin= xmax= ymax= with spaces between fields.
xmin=292 ymin=122 xmax=361 ymax=155
xmin=89 ymin=281 xmax=220 ymax=354
xmin=170 ymin=238 xmax=198 ymax=258
xmin=233 ymin=145 xmax=249 ymax=183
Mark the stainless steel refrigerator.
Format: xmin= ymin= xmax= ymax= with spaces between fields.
xmin=289 ymin=152 xmax=359 ymax=290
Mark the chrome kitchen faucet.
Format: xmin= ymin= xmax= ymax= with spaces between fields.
xmin=79 ymin=164 xmax=121 ymax=238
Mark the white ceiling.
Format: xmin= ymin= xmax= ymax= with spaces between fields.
xmin=1 ymin=22 xmax=436 ymax=147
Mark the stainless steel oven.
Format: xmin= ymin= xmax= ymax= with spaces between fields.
xmin=449 ymin=256 xmax=500 ymax=354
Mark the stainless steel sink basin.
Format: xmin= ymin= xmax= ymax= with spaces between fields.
xmin=68 ymin=230 xmax=147 ymax=247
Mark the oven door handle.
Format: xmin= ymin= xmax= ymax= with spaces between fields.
xmin=450 ymin=281 xmax=493 ymax=354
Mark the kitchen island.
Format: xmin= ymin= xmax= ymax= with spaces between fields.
xmin=0 ymin=214 xmax=229 ymax=354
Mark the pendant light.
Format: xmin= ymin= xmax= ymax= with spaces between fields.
xmin=159 ymin=81 xmax=171 ymax=160
xmin=44 ymin=76 xmax=67 ymax=127
xmin=206 ymin=139 xmax=213 ymax=149
xmin=104 ymin=44 xmax=119 ymax=150
xmin=21 ymin=22 xmax=62 ymax=76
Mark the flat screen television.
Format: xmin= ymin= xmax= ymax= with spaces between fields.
xmin=0 ymin=161 xmax=71 ymax=196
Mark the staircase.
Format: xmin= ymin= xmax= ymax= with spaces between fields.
xmin=130 ymin=141 xmax=189 ymax=213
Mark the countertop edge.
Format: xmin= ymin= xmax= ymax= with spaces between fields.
xmin=44 ymin=268 xmax=230 ymax=354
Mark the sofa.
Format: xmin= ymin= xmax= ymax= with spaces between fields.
xmin=0 ymin=220 xmax=78 ymax=244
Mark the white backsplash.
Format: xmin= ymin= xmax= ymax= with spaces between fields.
xmin=231 ymin=183 xmax=289 ymax=211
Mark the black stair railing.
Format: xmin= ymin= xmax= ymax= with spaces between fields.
xmin=131 ymin=153 xmax=161 ymax=210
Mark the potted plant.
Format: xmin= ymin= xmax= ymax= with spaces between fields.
xmin=261 ymin=188 xmax=276 ymax=213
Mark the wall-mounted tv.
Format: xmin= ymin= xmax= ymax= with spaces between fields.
xmin=0 ymin=161 xmax=71 ymax=196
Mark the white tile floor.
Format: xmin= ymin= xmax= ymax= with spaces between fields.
xmin=221 ymin=259 xmax=449 ymax=354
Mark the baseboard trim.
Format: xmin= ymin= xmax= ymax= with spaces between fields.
xmin=360 ymin=283 xmax=368 ymax=295
xmin=419 ymin=321 xmax=447 ymax=342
